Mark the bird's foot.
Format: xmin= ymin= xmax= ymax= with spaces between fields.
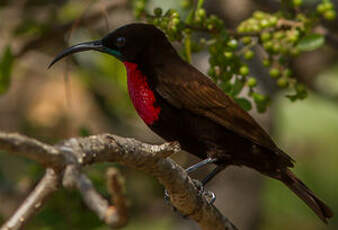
xmin=163 ymin=180 xmax=216 ymax=219
xmin=192 ymin=179 xmax=216 ymax=204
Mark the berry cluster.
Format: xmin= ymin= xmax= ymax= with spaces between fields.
xmin=317 ymin=0 xmax=336 ymax=20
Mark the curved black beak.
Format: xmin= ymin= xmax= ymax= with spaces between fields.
xmin=48 ymin=40 xmax=104 ymax=69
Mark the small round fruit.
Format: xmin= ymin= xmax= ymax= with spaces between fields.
xmin=269 ymin=68 xmax=280 ymax=78
xmin=293 ymin=0 xmax=302 ymax=7
xmin=247 ymin=77 xmax=257 ymax=87
xmin=239 ymin=65 xmax=249 ymax=76
xmin=324 ymin=10 xmax=336 ymax=20
xmin=244 ymin=50 xmax=254 ymax=60
xmin=277 ymin=78 xmax=289 ymax=88
xmin=227 ymin=39 xmax=238 ymax=49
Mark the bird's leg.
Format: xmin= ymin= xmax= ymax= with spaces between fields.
xmin=165 ymin=158 xmax=218 ymax=206
xmin=185 ymin=157 xmax=218 ymax=174
xmin=202 ymin=165 xmax=225 ymax=186
xmin=200 ymin=165 xmax=226 ymax=204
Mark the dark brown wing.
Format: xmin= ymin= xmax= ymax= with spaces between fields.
xmin=155 ymin=60 xmax=279 ymax=153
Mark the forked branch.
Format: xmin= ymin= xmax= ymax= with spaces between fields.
xmin=0 ymin=132 xmax=237 ymax=230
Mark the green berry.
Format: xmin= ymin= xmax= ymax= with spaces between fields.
xmin=224 ymin=51 xmax=233 ymax=59
xmin=273 ymin=31 xmax=285 ymax=40
xmin=253 ymin=11 xmax=265 ymax=20
xmin=181 ymin=0 xmax=191 ymax=8
xmin=263 ymin=41 xmax=273 ymax=52
xmin=277 ymin=78 xmax=289 ymax=88
xmin=251 ymin=24 xmax=261 ymax=32
xmin=170 ymin=9 xmax=179 ymax=18
xmin=260 ymin=19 xmax=270 ymax=28
xmin=154 ymin=7 xmax=162 ymax=16
xmin=247 ymin=77 xmax=257 ymax=87
xmin=293 ymin=0 xmax=302 ymax=7
xmin=323 ymin=2 xmax=334 ymax=11
xmin=135 ymin=1 xmax=145 ymax=9
xmin=239 ymin=65 xmax=249 ymax=76
xmin=241 ymin=36 xmax=252 ymax=44
xmin=172 ymin=18 xmax=180 ymax=25
xmin=244 ymin=50 xmax=254 ymax=60
xmin=207 ymin=24 xmax=213 ymax=30
xmin=263 ymin=58 xmax=271 ymax=67
xmin=269 ymin=68 xmax=280 ymax=78
xmin=287 ymin=30 xmax=300 ymax=43
xmin=268 ymin=16 xmax=278 ymax=26
xmin=197 ymin=9 xmax=206 ymax=17
xmin=227 ymin=39 xmax=238 ymax=49
xmin=261 ymin=32 xmax=271 ymax=41
xmin=153 ymin=18 xmax=160 ymax=26
xmin=248 ymin=18 xmax=258 ymax=25
xmin=237 ymin=25 xmax=246 ymax=33
xmin=253 ymin=93 xmax=265 ymax=102
xmin=317 ymin=4 xmax=326 ymax=13
xmin=324 ymin=10 xmax=336 ymax=20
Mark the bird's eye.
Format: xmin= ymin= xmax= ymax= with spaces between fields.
xmin=115 ymin=36 xmax=126 ymax=48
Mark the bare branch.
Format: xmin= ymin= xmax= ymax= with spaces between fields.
xmin=0 ymin=133 xmax=63 ymax=168
xmin=0 ymin=132 xmax=237 ymax=230
xmin=1 ymin=169 xmax=60 ymax=230
xmin=60 ymin=134 xmax=237 ymax=230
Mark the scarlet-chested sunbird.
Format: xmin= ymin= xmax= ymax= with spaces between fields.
xmin=49 ymin=23 xmax=333 ymax=223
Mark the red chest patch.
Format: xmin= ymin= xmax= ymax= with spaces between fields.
xmin=123 ymin=62 xmax=161 ymax=125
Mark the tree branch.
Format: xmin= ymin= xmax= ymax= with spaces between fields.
xmin=0 ymin=133 xmax=63 ymax=168
xmin=0 ymin=132 xmax=237 ymax=230
xmin=1 ymin=169 xmax=60 ymax=230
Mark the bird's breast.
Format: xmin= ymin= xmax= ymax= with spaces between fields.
xmin=123 ymin=61 xmax=161 ymax=125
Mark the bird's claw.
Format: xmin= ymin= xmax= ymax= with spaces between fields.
xmin=192 ymin=179 xmax=216 ymax=204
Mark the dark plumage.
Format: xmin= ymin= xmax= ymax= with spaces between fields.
xmin=49 ymin=23 xmax=333 ymax=223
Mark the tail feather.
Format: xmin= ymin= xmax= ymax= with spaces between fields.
xmin=280 ymin=169 xmax=333 ymax=223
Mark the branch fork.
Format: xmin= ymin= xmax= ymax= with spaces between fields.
xmin=0 ymin=132 xmax=237 ymax=230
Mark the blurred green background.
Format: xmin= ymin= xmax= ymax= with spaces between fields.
xmin=0 ymin=0 xmax=337 ymax=229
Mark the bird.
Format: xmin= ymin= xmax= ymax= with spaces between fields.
xmin=49 ymin=23 xmax=333 ymax=223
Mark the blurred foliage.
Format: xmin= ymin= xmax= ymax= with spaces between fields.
xmin=262 ymin=89 xmax=338 ymax=229
xmin=0 ymin=46 xmax=14 ymax=94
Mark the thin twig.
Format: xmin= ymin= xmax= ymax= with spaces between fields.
xmin=106 ymin=168 xmax=128 ymax=227
xmin=1 ymin=169 xmax=60 ymax=230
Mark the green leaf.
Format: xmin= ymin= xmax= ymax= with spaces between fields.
xmin=297 ymin=34 xmax=325 ymax=51
xmin=230 ymin=77 xmax=245 ymax=96
xmin=0 ymin=46 xmax=14 ymax=94
xmin=235 ymin=97 xmax=252 ymax=111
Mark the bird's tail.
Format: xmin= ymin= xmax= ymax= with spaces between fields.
xmin=278 ymin=169 xmax=333 ymax=223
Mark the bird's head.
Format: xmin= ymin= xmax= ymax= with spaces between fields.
xmin=49 ymin=23 xmax=172 ymax=68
